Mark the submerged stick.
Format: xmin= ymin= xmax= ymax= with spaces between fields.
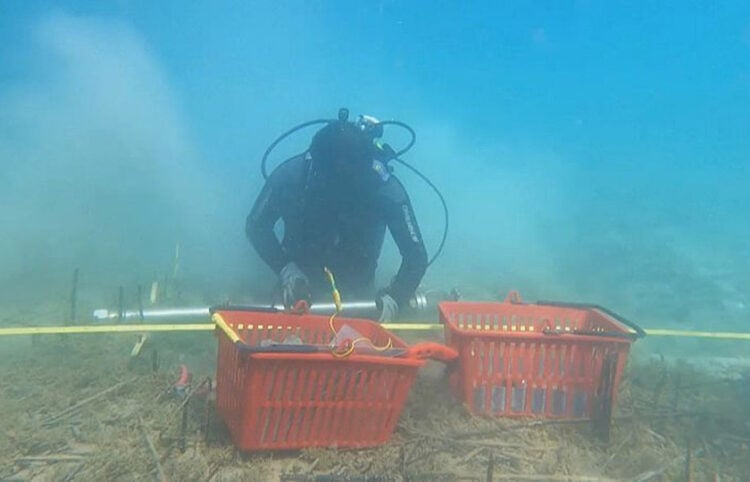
xmin=42 ymin=377 xmax=137 ymax=426
xmin=405 ymin=427 xmax=537 ymax=450
xmin=399 ymin=445 xmax=407 ymax=480
xmin=171 ymin=243 xmax=180 ymax=288
xmin=401 ymin=427 xmax=536 ymax=464
xmin=138 ymin=414 xmax=169 ymax=482
xmin=491 ymin=475 xmax=618 ymax=481
xmin=486 ymin=450 xmax=494 ymax=482
xmin=150 ymin=281 xmax=159 ymax=305
xmin=445 ymin=418 xmax=590 ymax=440
xmin=444 ymin=411 xmax=702 ymax=440
xmin=168 ymin=377 xmax=210 ymax=420
xmin=16 ymin=454 xmax=87 ymax=463
xmin=137 ymin=284 xmax=145 ymax=321
xmin=68 ymin=268 xmax=79 ymax=324
xmin=180 ymin=397 xmax=189 ymax=453
xmin=632 ymin=447 xmax=705 ymax=482
xmin=203 ymin=378 xmax=212 ymax=445
xmin=62 ymin=463 xmax=85 ymax=482
xmin=118 ymin=286 xmax=124 ymax=322
xmin=162 ymin=274 xmax=169 ymax=301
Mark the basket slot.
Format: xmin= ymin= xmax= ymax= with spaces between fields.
xmin=299 ymin=368 xmax=319 ymax=442
xmin=539 ymin=344 xmax=548 ymax=381
xmin=258 ymin=405 xmax=271 ymax=445
xmin=494 ymin=341 xmax=501 ymax=376
xmin=269 ymin=405 xmax=282 ymax=444
xmin=569 ymin=344 xmax=581 ymax=380
xmin=531 ymin=386 xmax=545 ymax=414
xmin=552 ymin=388 xmax=566 ymax=415
xmin=276 ymin=406 xmax=293 ymax=445
xmin=337 ymin=371 xmax=362 ymax=445
xmin=335 ymin=370 xmax=356 ymax=444
xmin=263 ymin=365 xmax=277 ymax=401
xmin=287 ymin=404 xmax=306 ymax=443
xmin=383 ymin=372 xmax=405 ymax=429
xmin=278 ymin=368 xmax=300 ymax=443
xmin=491 ymin=385 xmax=505 ymax=413
xmin=321 ymin=371 xmax=341 ymax=440
xmin=316 ymin=369 xmax=331 ymax=402
xmin=268 ymin=324 xmax=279 ymax=342
xmin=558 ymin=345 xmax=567 ymax=379
xmin=284 ymin=388 xmax=302 ymax=443
xmin=373 ymin=371 xmax=394 ymax=439
xmin=333 ymin=369 xmax=348 ymax=401
xmin=573 ymin=390 xmax=588 ymax=417
xmin=318 ymin=405 xmax=333 ymax=446
xmin=336 ymin=404 xmax=353 ymax=447
xmin=511 ymin=380 xmax=526 ymax=413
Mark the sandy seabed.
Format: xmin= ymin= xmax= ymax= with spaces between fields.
xmin=1 ymin=295 xmax=749 ymax=482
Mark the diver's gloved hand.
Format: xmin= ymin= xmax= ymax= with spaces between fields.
xmin=280 ymin=262 xmax=310 ymax=308
xmin=376 ymin=293 xmax=399 ymax=323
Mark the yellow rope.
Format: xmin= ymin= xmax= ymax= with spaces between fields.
xmin=324 ymin=266 xmax=392 ymax=357
xmin=323 ymin=267 xmax=342 ymax=313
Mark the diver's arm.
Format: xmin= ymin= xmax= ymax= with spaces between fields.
xmin=246 ymin=182 xmax=288 ymax=274
xmin=382 ymin=184 xmax=428 ymax=308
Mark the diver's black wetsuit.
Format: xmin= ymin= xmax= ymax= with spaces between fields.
xmin=246 ymin=154 xmax=427 ymax=308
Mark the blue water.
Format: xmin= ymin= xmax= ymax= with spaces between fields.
xmin=1 ymin=1 xmax=749 ymax=339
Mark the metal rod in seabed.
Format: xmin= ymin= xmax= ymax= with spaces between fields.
xmin=69 ymin=268 xmax=79 ymax=324
xmin=117 ymin=286 xmax=124 ymax=322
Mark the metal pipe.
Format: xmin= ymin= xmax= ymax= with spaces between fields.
xmin=93 ymin=301 xmax=380 ymax=322
xmin=93 ymin=307 xmax=211 ymax=321
xmin=91 ymin=288 xmax=456 ymax=323
xmin=305 ymin=301 xmax=378 ymax=317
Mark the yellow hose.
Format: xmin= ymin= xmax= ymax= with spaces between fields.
xmin=323 ymin=266 xmax=392 ymax=357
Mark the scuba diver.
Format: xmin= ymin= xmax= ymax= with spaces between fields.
xmin=246 ymin=110 xmax=430 ymax=322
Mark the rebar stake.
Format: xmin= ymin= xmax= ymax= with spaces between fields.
xmin=69 ymin=268 xmax=79 ymax=324
xmin=118 ymin=286 xmax=124 ymax=322
xmin=486 ymin=450 xmax=494 ymax=482
xmin=400 ymin=445 xmax=408 ymax=482
xmin=137 ymin=284 xmax=145 ymax=321
xmin=180 ymin=397 xmax=190 ymax=453
xmin=203 ymin=377 xmax=213 ymax=445
xmin=685 ymin=438 xmax=693 ymax=482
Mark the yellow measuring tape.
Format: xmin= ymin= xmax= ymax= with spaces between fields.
xmin=1 ymin=323 xmax=749 ymax=340
xmin=0 ymin=324 xmax=214 ymax=336
xmin=644 ymin=328 xmax=750 ymax=340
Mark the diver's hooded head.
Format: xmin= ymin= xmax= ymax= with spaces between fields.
xmin=309 ymin=121 xmax=374 ymax=181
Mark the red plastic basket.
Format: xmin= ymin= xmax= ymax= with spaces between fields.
xmin=212 ymin=309 xmax=442 ymax=451
xmin=440 ymin=292 xmax=642 ymax=419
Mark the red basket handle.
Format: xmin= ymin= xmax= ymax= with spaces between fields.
xmin=406 ymin=342 xmax=458 ymax=362
xmin=504 ymin=290 xmax=523 ymax=303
